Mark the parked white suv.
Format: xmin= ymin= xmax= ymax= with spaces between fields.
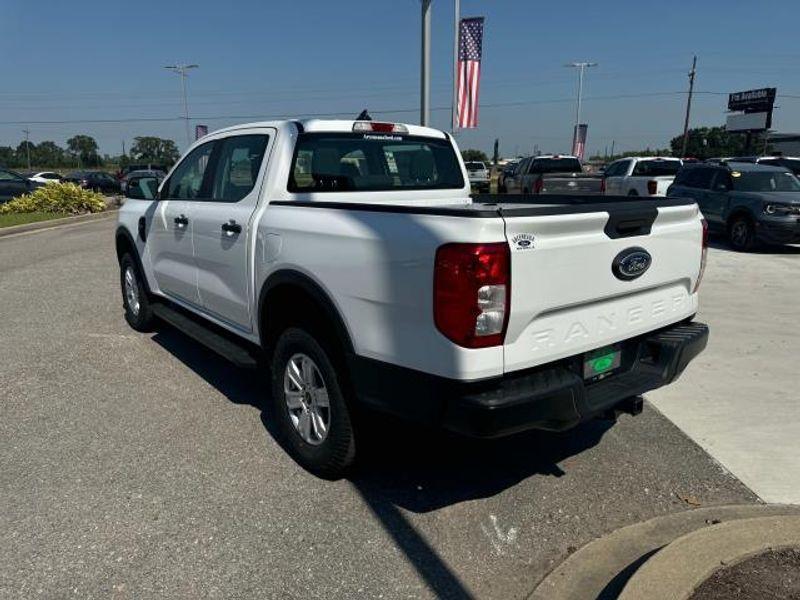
xmin=603 ymin=157 xmax=683 ymax=196
xmin=115 ymin=119 xmax=708 ymax=477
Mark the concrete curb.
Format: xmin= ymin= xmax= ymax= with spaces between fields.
xmin=0 ymin=209 xmax=118 ymax=238
xmin=529 ymin=504 xmax=800 ymax=600
xmin=618 ymin=515 xmax=800 ymax=600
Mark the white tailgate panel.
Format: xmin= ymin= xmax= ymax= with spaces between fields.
xmin=504 ymin=204 xmax=702 ymax=373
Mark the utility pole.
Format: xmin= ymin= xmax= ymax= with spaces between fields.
xmin=22 ymin=128 xmax=31 ymax=170
xmin=420 ymin=0 xmax=432 ymax=126
xmin=565 ymin=62 xmax=597 ymax=153
xmin=165 ymin=63 xmax=199 ymax=148
xmin=610 ymin=139 xmax=616 ymax=157
xmin=680 ymin=55 xmax=697 ymax=158
xmin=451 ymin=0 xmax=460 ymax=132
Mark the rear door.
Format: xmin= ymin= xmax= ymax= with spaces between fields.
xmin=148 ymin=140 xmax=216 ymax=305
xmin=192 ymin=130 xmax=273 ymax=330
xmin=703 ymin=169 xmax=732 ymax=226
xmin=604 ymin=160 xmax=630 ymax=195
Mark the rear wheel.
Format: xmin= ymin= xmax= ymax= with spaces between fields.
xmin=728 ymin=215 xmax=756 ymax=252
xmin=627 ymin=189 xmax=639 ymax=196
xmin=270 ymin=327 xmax=356 ymax=478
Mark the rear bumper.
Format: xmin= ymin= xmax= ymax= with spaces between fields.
xmin=349 ymin=321 xmax=708 ymax=438
xmin=470 ymin=181 xmax=490 ymax=192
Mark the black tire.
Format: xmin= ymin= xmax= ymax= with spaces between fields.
xmin=270 ymin=327 xmax=356 ymax=479
xmin=728 ymin=215 xmax=756 ymax=252
xmin=120 ymin=253 xmax=155 ymax=332
xmin=627 ymin=189 xmax=639 ymax=196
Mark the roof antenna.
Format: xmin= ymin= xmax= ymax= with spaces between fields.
xmin=356 ymin=109 xmax=372 ymax=121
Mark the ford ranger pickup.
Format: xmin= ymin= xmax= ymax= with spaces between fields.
xmin=115 ymin=119 xmax=709 ymax=478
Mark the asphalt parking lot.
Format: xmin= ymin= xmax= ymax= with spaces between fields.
xmin=0 ymin=217 xmax=788 ymax=599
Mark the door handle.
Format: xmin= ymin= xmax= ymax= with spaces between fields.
xmin=221 ymin=220 xmax=242 ymax=235
xmin=174 ymin=214 xmax=189 ymax=228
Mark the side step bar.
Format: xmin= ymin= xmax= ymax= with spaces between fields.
xmin=151 ymin=303 xmax=259 ymax=369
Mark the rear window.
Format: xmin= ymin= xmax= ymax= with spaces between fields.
xmin=530 ymin=158 xmax=582 ymax=174
xmin=465 ymin=162 xmax=486 ymax=171
xmin=288 ymin=132 xmax=464 ymax=192
xmin=632 ymin=160 xmax=682 ymax=177
xmin=761 ymin=158 xmax=800 ymax=175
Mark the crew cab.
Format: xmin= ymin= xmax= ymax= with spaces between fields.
xmin=115 ymin=119 xmax=709 ymax=478
xmin=504 ymin=155 xmax=602 ymax=195
xmin=603 ymin=157 xmax=683 ymax=197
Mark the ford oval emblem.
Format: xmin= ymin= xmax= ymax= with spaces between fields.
xmin=612 ymin=247 xmax=652 ymax=281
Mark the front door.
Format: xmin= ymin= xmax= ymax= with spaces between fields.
xmin=148 ymin=140 xmax=216 ymax=306
xmin=192 ymin=131 xmax=272 ymax=330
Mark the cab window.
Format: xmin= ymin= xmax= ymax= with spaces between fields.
xmin=163 ymin=141 xmax=216 ymax=200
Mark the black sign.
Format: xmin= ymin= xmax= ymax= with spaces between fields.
xmin=728 ymin=88 xmax=776 ymax=113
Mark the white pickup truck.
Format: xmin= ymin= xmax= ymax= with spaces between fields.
xmin=603 ymin=156 xmax=683 ymax=197
xmin=115 ymin=119 xmax=708 ymax=478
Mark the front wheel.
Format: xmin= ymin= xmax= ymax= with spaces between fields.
xmin=728 ymin=216 xmax=756 ymax=252
xmin=270 ymin=327 xmax=356 ymax=479
xmin=120 ymin=253 xmax=155 ymax=331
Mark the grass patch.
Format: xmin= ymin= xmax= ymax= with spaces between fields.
xmin=0 ymin=212 xmax=70 ymax=228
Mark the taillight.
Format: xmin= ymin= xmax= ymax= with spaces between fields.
xmin=693 ymin=218 xmax=708 ymax=293
xmin=434 ymin=243 xmax=510 ymax=348
xmin=533 ymin=177 xmax=544 ymax=194
xmin=353 ymin=121 xmax=408 ymax=134
xmin=600 ymin=178 xmax=606 ymax=194
xmin=647 ymin=180 xmax=658 ymax=195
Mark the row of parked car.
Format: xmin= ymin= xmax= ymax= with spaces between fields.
xmin=0 ymin=164 xmax=168 ymax=202
xmin=482 ymin=154 xmax=800 ymax=251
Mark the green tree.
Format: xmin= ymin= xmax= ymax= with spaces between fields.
xmin=15 ymin=141 xmax=35 ymax=169
xmin=461 ymin=149 xmax=489 ymax=162
xmin=35 ymin=141 xmax=66 ymax=167
xmin=0 ymin=146 xmax=16 ymax=168
xmin=669 ymin=126 xmax=770 ymax=160
xmin=67 ymin=134 xmax=100 ymax=167
xmin=129 ymin=136 xmax=180 ymax=165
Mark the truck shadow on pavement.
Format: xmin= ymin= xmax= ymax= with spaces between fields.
xmin=152 ymin=326 xmax=614 ymax=600
xmin=708 ymin=236 xmax=800 ymax=254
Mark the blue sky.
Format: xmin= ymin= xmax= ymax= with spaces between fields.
xmin=2 ymin=0 xmax=800 ymax=158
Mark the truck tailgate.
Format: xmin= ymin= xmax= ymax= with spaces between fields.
xmin=500 ymin=199 xmax=703 ymax=373
xmin=541 ymin=175 xmax=603 ymax=195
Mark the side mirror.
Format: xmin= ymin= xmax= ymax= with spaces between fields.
xmin=126 ymin=176 xmax=159 ymax=200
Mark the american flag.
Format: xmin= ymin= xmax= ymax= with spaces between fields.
xmin=456 ymin=17 xmax=484 ymax=129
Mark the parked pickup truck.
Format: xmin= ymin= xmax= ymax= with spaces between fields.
xmin=465 ymin=161 xmax=490 ymax=192
xmin=504 ymin=155 xmax=602 ymax=195
xmin=116 ymin=119 xmax=709 ymax=478
xmin=603 ymin=156 xmax=683 ymax=197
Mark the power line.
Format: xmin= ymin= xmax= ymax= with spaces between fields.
xmin=0 ymin=91 xmax=694 ymax=126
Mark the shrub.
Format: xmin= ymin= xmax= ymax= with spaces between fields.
xmin=0 ymin=183 xmax=107 ymax=215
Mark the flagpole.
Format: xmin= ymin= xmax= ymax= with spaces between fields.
xmin=420 ymin=0 xmax=432 ymax=126
xmin=451 ymin=0 xmax=460 ymax=132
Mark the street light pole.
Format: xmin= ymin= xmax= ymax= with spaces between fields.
xmin=565 ymin=61 xmax=597 ymax=151
xmin=165 ymin=63 xmax=199 ymax=148
xmin=420 ymin=0 xmax=432 ymax=126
